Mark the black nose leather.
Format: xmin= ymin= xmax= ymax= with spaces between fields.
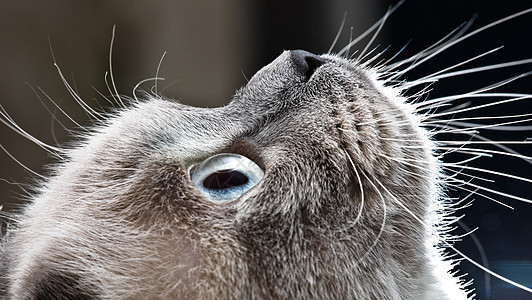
xmin=290 ymin=50 xmax=327 ymax=80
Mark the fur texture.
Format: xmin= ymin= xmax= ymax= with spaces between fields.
xmin=1 ymin=50 xmax=470 ymax=299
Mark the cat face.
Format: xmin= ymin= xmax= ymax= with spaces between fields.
xmin=4 ymin=50 xmax=460 ymax=299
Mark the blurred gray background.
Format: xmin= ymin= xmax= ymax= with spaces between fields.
xmin=1 ymin=1 xmax=531 ymax=299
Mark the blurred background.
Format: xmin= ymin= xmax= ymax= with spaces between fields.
xmin=0 ymin=0 xmax=530 ymax=298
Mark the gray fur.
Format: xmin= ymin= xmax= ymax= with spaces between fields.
xmin=0 ymin=50 xmax=470 ymax=299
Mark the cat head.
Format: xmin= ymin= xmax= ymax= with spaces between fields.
xmin=4 ymin=50 xmax=458 ymax=299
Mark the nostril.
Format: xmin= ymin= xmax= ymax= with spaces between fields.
xmin=290 ymin=50 xmax=327 ymax=81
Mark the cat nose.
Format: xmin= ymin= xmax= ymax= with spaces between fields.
xmin=290 ymin=50 xmax=327 ymax=80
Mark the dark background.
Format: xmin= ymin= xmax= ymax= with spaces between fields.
xmin=0 ymin=1 xmax=530 ymax=299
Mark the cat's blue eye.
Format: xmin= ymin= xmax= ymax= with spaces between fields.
xmin=190 ymin=153 xmax=264 ymax=203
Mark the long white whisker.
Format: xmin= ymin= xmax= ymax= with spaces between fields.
xmin=449 ymin=245 xmax=532 ymax=294
xmin=35 ymin=87 xmax=87 ymax=131
xmin=133 ymin=77 xmax=164 ymax=103
xmin=377 ymin=153 xmax=436 ymax=179
xmin=378 ymin=137 xmax=530 ymax=147
xmin=344 ymin=150 xmax=365 ymax=229
xmin=49 ymin=43 xmax=104 ymax=121
xmin=25 ymin=83 xmax=70 ymax=132
xmin=373 ymin=42 xmax=409 ymax=71
xmin=359 ymin=46 xmax=388 ymax=68
xmin=154 ymin=51 xmax=167 ymax=96
xmin=446 ymin=175 xmax=532 ymax=205
xmin=424 ymin=111 xmax=532 ymax=125
xmin=92 ymin=85 xmax=117 ymax=108
xmin=416 ymin=93 xmax=531 ymax=112
xmin=328 ymin=11 xmax=347 ymax=55
xmin=444 ymin=168 xmax=495 ymax=187
xmin=439 ymin=147 xmax=532 ymax=164
xmin=108 ymin=25 xmax=125 ymax=108
xmin=337 ymin=0 xmax=405 ymax=56
xmin=417 ymin=71 xmax=532 ymax=108
xmin=427 ymin=95 xmax=532 ymax=119
xmin=446 ymin=154 xmax=486 ymax=166
xmin=356 ymin=169 xmax=387 ymax=265
xmin=0 ymin=105 xmax=63 ymax=155
xmin=443 ymin=181 xmax=504 ymax=207
xmin=387 ymin=8 xmax=532 ymax=80
xmin=345 ymin=26 xmax=354 ymax=58
xmin=444 ymin=163 xmax=532 ymax=184
xmin=383 ymin=17 xmax=475 ymax=73
xmin=372 ymin=162 xmax=531 ymax=292
xmin=456 ymin=220 xmax=491 ymax=297
xmin=430 ymin=117 xmax=532 ymax=134
xmin=436 ymin=125 xmax=532 ymax=168
xmin=438 ymin=140 xmax=530 ymax=145
xmin=406 ymin=59 xmax=532 ymax=89
xmin=401 ymin=46 xmax=502 ymax=87
xmin=356 ymin=8 xmax=389 ymax=63
xmin=0 ymin=145 xmax=45 ymax=179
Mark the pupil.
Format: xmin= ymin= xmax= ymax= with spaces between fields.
xmin=203 ymin=170 xmax=249 ymax=190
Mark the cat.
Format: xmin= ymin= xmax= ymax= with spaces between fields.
xmin=1 ymin=4 xmax=531 ymax=300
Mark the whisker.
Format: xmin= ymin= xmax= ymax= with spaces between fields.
xmin=154 ymin=51 xmax=167 ymax=96
xmin=0 ymin=145 xmax=45 ymax=179
xmin=345 ymin=151 xmax=365 ymax=223
xmin=92 ymin=86 xmax=118 ymax=108
xmin=406 ymin=59 xmax=532 ymax=89
xmin=446 ymin=175 xmax=531 ymax=205
xmin=51 ymin=57 xmax=105 ymax=122
xmin=358 ymin=46 xmax=387 ymax=68
xmin=133 ymin=77 xmax=164 ymax=103
xmin=25 ymin=83 xmax=70 ymax=133
xmin=429 ymin=117 xmax=532 ymax=134
xmin=356 ymin=7 xmax=389 ymax=63
xmin=448 ymin=245 xmax=532 ymax=294
xmin=438 ymin=147 xmax=532 ymax=164
xmin=445 ymin=154 xmax=486 ymax=166
xmin=0 ymin=105 xmax=63 ymax=155
xmin=426 ymin=95 xmax=532 ymax=119
xmin=457 ymin=220 xmax=492 ymax=296
xmin=356 ymin=169 xmax=387 ymax=265
xmin=108 ymin=25 xmax=125 ymax=108
xmin=444 ymin=163 xmax=532 ymax=184
xmin=438 ymin=140 xmax=530 ymax=146
xmin=328 ymin=11 xmax=348 ymax=55
xmin=337 ymin=0 xmax=405 ymax=56
xmin=375 ymin=40 xmax=411 ymax=72
xmin=386 ymin=8 xmax=532 ymax=81
xmin=35 ymin=86 xmax=87 ymax=131
xmin=424 ymin=112 xmax=532 ymax=125
xmin=416 ymin=90 xmax=531 ymax=113
xmin=401 ymin=46 xmax=503 ymax=88
xmin=383 ymin=17 xmax=475 ymax=73
xmin=345 ymin=26 xmax=354 ymax=58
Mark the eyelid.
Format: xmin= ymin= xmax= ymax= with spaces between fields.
xmin=226 ymin=139 xmax=265 ymax=171
xmin=189 ymin=153 xmax=264 ymax=204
